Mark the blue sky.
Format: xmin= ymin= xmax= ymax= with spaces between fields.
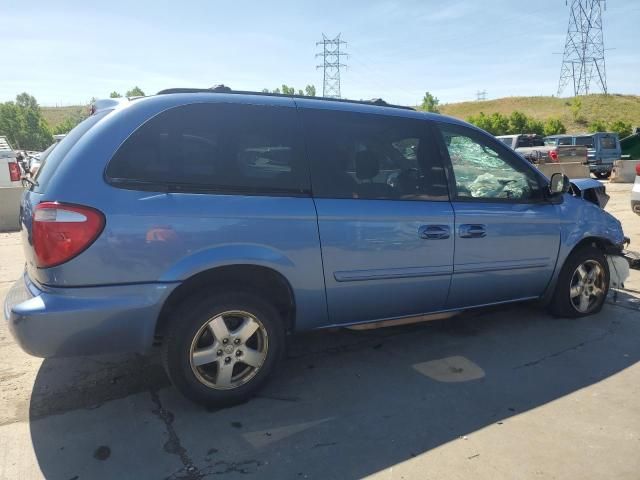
xmin=2 ymin=0 xmax=639 ymax=106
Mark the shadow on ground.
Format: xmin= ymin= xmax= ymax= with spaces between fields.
xmin=29 ymin=298 xmax=640 ymax=479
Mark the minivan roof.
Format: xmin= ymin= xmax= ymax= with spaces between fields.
xmin=157 ymin=85 xmax=416 ymax=111
xmin=145 ymin=86 xmax=464 ymax=127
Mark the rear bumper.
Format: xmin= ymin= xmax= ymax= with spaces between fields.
xmin=3 ymin=273 xmax=177 ymax=358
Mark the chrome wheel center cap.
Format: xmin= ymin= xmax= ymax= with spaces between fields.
xmin=224 ymin=344 xmax=234 ymax=354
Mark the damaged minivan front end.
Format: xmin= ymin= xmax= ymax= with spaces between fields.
xmin=565 ymin=177 xmax=637 ymax=286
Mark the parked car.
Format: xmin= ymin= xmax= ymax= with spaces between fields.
xmin=496 ymin=134 xmax=587 ymax=165
xmin=4 ymin=89 xmax=629 ymax=407
xmin=28 ymin=136 xmax=64 ymax=177
xmin=545 ymin=133 xmax=621 ymax=179
xmin=632 ymin=162 xmax=640 ymax=215
xmin=0 ymin=136 xmax=22 ymax=187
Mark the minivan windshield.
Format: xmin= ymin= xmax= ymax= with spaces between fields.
xmin=33 ymin=111 xmax=108 ymax=192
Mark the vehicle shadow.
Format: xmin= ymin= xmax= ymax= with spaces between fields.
xmin=29 ymin=298 xmax=640 ymax=479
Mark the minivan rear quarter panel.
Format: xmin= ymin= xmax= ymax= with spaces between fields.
xmin=21 ymin=94 xmax=329 ymax=330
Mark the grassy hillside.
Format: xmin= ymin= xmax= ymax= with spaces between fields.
xmin=41 ymin=105 xmax=88 ymax=130
xmin=439 ymin=94 xmax=640 ymax=133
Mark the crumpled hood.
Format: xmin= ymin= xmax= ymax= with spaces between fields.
xmin=570 ymin=178 xmax=610 ymax=209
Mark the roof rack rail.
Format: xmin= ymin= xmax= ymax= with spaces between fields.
xmin=155 ymin=85 xmax=415 ymax=111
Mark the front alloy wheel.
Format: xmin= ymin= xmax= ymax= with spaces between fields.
xmin=569 ymin=260 xmax=606 ymax=314
xmin=549 ymin=245 xmax=610 ymax=318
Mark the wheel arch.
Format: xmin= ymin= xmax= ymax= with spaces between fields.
xmin=541 ymin=235 xmax=615 ymax=306
xmin=154 ymin=264 xmax=296 ymax=342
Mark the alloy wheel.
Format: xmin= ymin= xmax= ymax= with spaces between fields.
xmin=569 ymin=260 xmax=606 ymax=314
xmin=189 ymin=310 xmax=268 ymax=390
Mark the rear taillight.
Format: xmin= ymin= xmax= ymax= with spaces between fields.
xmin=548 ymin=150 xmax=559 ymax=162
xmin=8 ymin=162 xmax=21 ymax=181
xmin=636 ymin=163 xmax=640 ymax=176
xmin=32 ymin=202 xmax=105 ymax=268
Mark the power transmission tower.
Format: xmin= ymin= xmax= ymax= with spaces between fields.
xmin=557 ymin=0 xmax=608 ymax=96
xmin=476 ymin=90 xmax=487 ymax=101
xmin=316 ymin=34 xmax=348 ymax=98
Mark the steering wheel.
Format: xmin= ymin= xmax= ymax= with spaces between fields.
xmin=387 ymin=168 xmax=421 ymax=192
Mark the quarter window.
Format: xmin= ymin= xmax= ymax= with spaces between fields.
xmin=106 ymin=103 xmax=309 ymax=194
xmin=301 ymin=109 xmax=448 ymax=200
xmin=437 ymin=124 xmax=541 ymax=201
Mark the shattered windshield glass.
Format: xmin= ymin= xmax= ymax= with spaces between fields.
xmin=442 ymin=130 xmax=536 ymax=200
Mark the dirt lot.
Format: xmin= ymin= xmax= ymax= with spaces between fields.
xmin=1 ymin=183 xmax=639 ymax=480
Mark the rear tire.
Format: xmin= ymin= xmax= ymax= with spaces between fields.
xmin=162 ymin=291 xmax=285 ymax=407
xmin=549 ymin=245 xmax=609 ymax=318
xmin=594 ymin=171 xmax=611 ymax=179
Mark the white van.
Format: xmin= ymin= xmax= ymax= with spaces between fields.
xmin=0 ymin=136 xmax=22 ymax=187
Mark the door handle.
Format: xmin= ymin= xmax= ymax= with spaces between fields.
xmin=419 ymin=225 xmax=450 ymax=240
xmin=459 ymin=224 xmax=486 ymax=238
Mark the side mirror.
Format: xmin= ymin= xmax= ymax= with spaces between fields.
xmin=549 ymin=172 xmax=571 ymax=195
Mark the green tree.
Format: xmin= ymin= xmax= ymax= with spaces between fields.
xmin=305 ymin=85 xmax=316 ymax=97
xmin=125 ymin=86 xmax=145 ymax=97
xmin=281 ymin=84 xmax=295 ymax=95
xmin=297 ymin=89 xmax=304 ymax=96
xmin=525 ymin=118 xmax=545 ymax=136
xmin=543 ymin=118 xmax=567 ymax=136
xmin=261 ymin=88 xmax=270 ymax=93
xmin=467 ymin=112 xmax=497 ymax=134
xmin=570 ymin=96 xmax=585 ymax=124
xmin=0 ymin=102 xmax=21 ymax=147
xmin=109 ymin=91 xmax=122 ymax=98
xmin=52 ymin=110 xmax=88 ymax=135
xmin=0 ymin=93 xmax=53 ymax=150
xmin=609 ymin=120 xmax=633 ymax=139
xmin=507 ymin=111 xmax=528 ymax=134
xmin=589 ymin=119 xmax=608 ymax=132
xmin=421 ymin=91 xmax=440 ymax=113
xmin=488 ymin=112 xmax=509 ymax=135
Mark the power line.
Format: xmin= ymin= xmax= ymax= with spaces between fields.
xmin=476 ymin=90 xmax=487 ymax=101
xmin=316 ymin=34 xmax=348 ymax=98
xmin=557 ymin=0 xmax=608 ymax=96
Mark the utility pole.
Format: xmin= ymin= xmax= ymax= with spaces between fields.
xmin=476 ymin=90 xmax=487 ymax=101
xmin=557 ymin=0 xmax=608 ymax=96
xmin=316 ymin=34 xmax=348 ymax=98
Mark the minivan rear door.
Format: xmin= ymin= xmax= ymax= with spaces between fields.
xmin=594 ymin=133 xmax=621 ymax=164
xmin=300 ymin=105 xmax=453 ymax=326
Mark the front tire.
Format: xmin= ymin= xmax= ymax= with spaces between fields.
xmin=162 ymin=292 xmax=285 ymax=407
xmin=594 ymin=171 xmax=611 ymax=180
xmin=549 ymin=245 xmax=609 ymax=318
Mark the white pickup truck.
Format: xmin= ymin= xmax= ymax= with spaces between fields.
xmin=496 ymin=134 xmax=587 ymax=166
xmin=0 ymin=136 xmax=22 ymax=187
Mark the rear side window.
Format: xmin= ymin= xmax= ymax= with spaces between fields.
xmin=33 ymin=111 xmax=108 ymax=192
xmin=575 ymin=136 xmax=594 ymax=147
xmin=301 ymin=108 xmax=448 ymax=201
xmin=515 ymin=136 xmax=544 ymax=148
xmin=599 ymin=136 xmax=617 ymax=149
xmin=106 ymin=103 xmax=309 ymax=195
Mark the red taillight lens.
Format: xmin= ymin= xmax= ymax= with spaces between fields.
xmin=8 ymin=162 xmax=21 ymax=181
xmin=548 ymin=150 xmax=559 ymax=162
xmin=32 ymin=202 xmax=105 ymax=268
xmin=636 ymin=163 xmax=640 ymax=176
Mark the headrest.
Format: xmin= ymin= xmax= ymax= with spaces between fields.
xmin=355 ymin=151 xmax=380 ymax=180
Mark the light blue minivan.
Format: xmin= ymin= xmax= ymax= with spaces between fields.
xmin=4 ymin=89 xmax=628 ymax=406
